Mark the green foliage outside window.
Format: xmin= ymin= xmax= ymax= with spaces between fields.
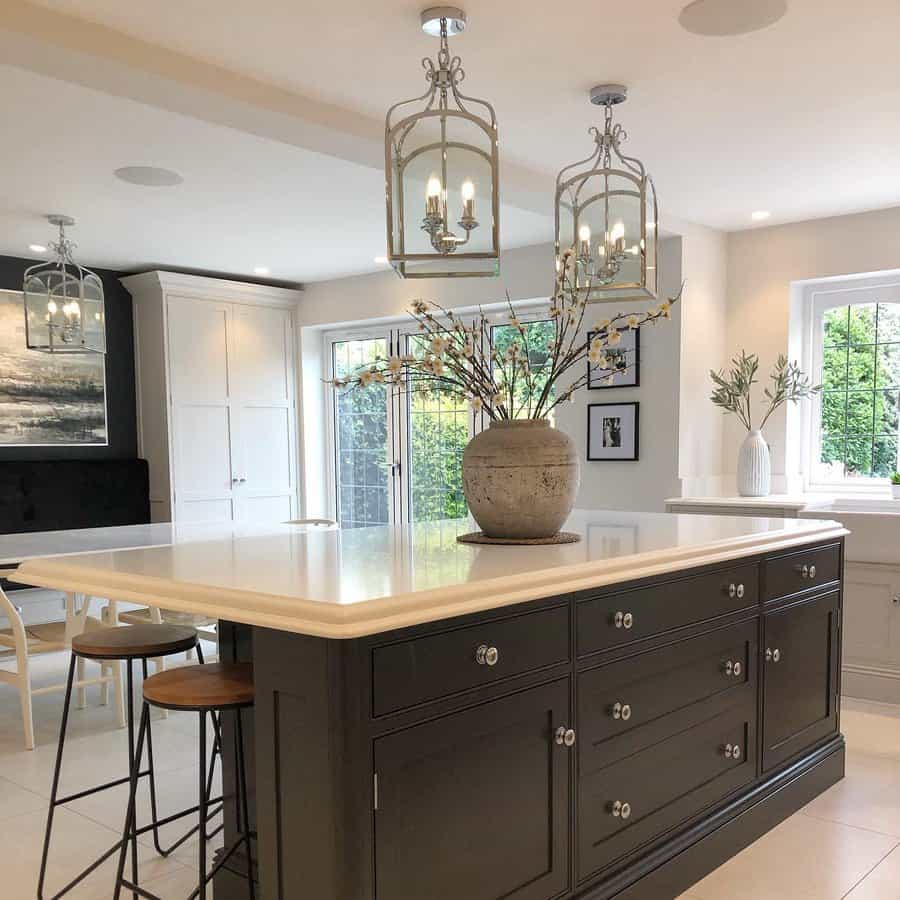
xmin=820 ymin=303 xmax=900 ymax=479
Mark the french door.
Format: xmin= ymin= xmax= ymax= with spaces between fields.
xmin=328 ymin=314 xmax=556 ymax=529
xmin=329 ymin=325 xmax=480 ymax=529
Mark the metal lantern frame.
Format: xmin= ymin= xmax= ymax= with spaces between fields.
xmin=23 ymin=215 xmax=106 ymax=354
xmin=554 ymin=85 xmax=659 ymax=302
xmin=385 ymin=7 xmax=500 ymax=279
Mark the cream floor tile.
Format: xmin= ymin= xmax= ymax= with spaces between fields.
xmin=801 ymin=751 xmax=900 ymax=837
xmin=0 ymin=806 xmax=189 ymax=900
xmin=0 ymin=774 xmax=47 ymax=820
xmin=68 ymin=761 xmax=223 ymax=853
xmin=844 ymin=843 xmax=900 ymax=899
xmin=842 ymin=700 xmax=900 ymax=761
xmin=688 ymin=814 xmax=898 ymax=900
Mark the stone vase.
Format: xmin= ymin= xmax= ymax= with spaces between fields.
xmin=462 ymin=419 xmax=580 ymax=540
xmin=737 ymin=429 xmax=771 ymax=497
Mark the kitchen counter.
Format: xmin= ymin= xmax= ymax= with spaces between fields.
xmin=11 ymin=510 xmax=848 ymax=900
xmin=12 ymin=510 xmax=846 ymax=638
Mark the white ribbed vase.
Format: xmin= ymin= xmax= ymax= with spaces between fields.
xmin=737 ymin=429 xmax=771 ymax=497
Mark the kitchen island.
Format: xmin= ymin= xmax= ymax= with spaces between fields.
xmin=13 ymin=510 xmax=848 ymax=900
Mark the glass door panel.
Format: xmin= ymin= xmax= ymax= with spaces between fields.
xmin=405 ymin=332 xmax=472 ymax=522
xmin=333 ymin=337 xmax=391 ymax=529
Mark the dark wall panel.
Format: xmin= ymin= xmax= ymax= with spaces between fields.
xmin=0 ymin=254 xmax=137 ymax=460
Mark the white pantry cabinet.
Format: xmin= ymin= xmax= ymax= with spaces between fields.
xmin=123 ymin=271 xmax=302 ymax=524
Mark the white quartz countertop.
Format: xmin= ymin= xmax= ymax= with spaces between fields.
xmin=11 ymin=510 xmax=848 ymax=638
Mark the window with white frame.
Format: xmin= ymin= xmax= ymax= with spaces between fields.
xmin=326 ymin=311 xmax=557 ymax=526
xmin=807 ymin=277 xmax=900 ymax=486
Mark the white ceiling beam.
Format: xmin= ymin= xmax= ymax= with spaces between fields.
xmin=0 ymin=0 xmax=552 ymax=217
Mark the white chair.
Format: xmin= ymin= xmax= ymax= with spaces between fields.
xmin=0 ymin=571 xmax=124 ymax=750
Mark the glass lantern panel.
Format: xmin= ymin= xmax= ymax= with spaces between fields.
xmin=79 ymin=275 xmax=106 ymax=353
xmin=643 ymin=181 xmax=659 ymax=300
xmin=391 ymin=110 xmax=497 ymax=277
xmin=23 ymin=273 xmax=52 ymax=350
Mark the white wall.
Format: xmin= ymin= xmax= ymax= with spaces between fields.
xmin=724 ymin=205 xmax=900 ymax=490
xmin=297 ymin=225 xmax=726 ymax=516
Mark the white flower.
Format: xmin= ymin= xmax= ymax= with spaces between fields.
xmin=590 ymin=336 xmax=604 ymax=352
xmin=358 ymin=370 xmax=374 ymax=388
xmin=588 ymin=347 xmax=608 ymax=368
xmin=505 ymin=342 xmax=521 ymax=361
xmin=431 ymin=358 xmax=445 ymax=376
xmin=627 ymin=314 xmax=641 ymax=330
xmin=372 ymin=370 xmax=385 ymax=383
xmin=491 ymin=393 xmax=505 ymax=408
xmin=462 ymin=340 xmax=475 ymax=358
xmin=411 ymin=299 xmax=428 ymax=315
xmin=606 ymin=328 xmax=622 ymax=346
xmin=429 ymin=336 xmax=450 ymax=356
xmin=657 ymin=300 xmax=672 ymax=319
xmin=593 ymin=318 xmax=611 ymax=331
xmin=387 ymin=355 xmax=403 ymax=376
xmin=470 ymin=396 xmax=483 ymax=412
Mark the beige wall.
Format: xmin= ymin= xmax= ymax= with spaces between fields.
xmin=297 ymin=219 xmax=729 ymax=517
xmin=724 ymin=205 xmax=900 ymax=490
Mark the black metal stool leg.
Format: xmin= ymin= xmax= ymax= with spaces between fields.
xmin=141 ymin=657 xmax=168 ymax=858
xmin=199 ymin=710 xmax=209 ymax=900
xmin=37 ymin=654 xmax=77 ymax=900
xmin=114 ymin=703 xmax=152 ymax=900
xmin=235 ymin=707 xmax=255 ymax=899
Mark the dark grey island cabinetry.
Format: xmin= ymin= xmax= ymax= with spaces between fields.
xmin=12 ymin=510 xmax=847 ymax=900
xmin=234 ymin=536 xmax=846 ymax=900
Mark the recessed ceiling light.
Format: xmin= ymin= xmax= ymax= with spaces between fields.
xmin=253 ymin=266 xmax=270 ymax=276
xmin=28 ymin=243 xmax=47 ymax=254
xmin=679 ymin=0 xmax=787 ymax=36
xmin=751 ymin=210 xmax=771 ymax=221
xmin=114 ymin=166 xmax=184 ymax=187
xmin=374 ymin=256 xmax=389 ymax=265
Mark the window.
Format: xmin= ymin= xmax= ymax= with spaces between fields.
xmin=326 ymin=309 xmax=557 ymax=525
xmin=808 ymin=279 xmax=900 ymax=486
xmin=490 ymin=318 xmax=556 ymax=419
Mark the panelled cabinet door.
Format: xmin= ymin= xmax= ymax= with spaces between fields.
xmin=167 ymin=297 xmax=235 ymax=523
xmin=230 ymin=304 xmax=297 ymax=523
xmin=374 ymin=680 xmax=571 ymax=900
xmin=762 ymin=590 xmax=841 ymax=771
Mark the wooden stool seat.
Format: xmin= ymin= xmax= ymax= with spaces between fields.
xmin=142 ymin=662 xmax=254 ymax=711
xmin=72 ymin=624 xmax=198 ymax=660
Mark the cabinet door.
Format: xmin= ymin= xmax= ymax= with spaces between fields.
xmin=374 ymin=680 xmax=570 ymax=900
xmin=762 ymin=590 xmax=840 ymax=771
xmin=230 ymin=304 xmax=297 ymax=522
xmin=167 ymin=297 xmax=235 ymax=523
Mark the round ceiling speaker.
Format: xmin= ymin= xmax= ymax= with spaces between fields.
xmin=114 ymin=166 xmax=184 ymax=187
xmin=679 ymin=0 xmax=788 ymax=36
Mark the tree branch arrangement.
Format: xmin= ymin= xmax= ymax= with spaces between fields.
xmin=710 ymin=351 xmax=820 ymax=432
xmin=328 ymin=249 xmax=684 ymax=421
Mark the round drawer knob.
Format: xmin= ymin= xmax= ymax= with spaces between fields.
xmin=765 ymin=647 xmax=782 ymax=663
xmin=609 ymin=800 xmax=632 ymax=819
xmin=723 ymin=659 xmax=743 ymax=678
xmin=722 ymin=742 xmax=742 ymax=760
xmin=610 ymin=702 xmax=633 ymax=721
xmin=809 ymin=565 xmax=817 ymax=579
xmin=555 ymin=726 xmax=576 ymax=747
xmin=475 ymin=644 xmax=500 ymax=666
xmin=623 ymin=612 xmax=634 ymax=630
xmin=737 ymin=583 xmax=745 ymax=599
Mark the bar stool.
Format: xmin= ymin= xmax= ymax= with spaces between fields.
xmin=38 ymin=624 xmax=216 ymax=900
xmin=115 ymin=662 xmax=256 ymax=900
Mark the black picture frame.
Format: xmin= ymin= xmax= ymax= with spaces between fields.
xmin=587 ymin=401 xmax=640 ymax=461
xmin=587 ymin=327 xmax=640 ymax=389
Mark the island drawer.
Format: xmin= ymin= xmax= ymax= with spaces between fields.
xmin=372 ymin=604 xmax=570 ymax=716
xmin=578 ymin=619 xmax=756 ymax=762
xmin=578 ymin=702 xmax=756 ymax=881
xmin=764 ymin=542 xmax=841 ymax=602
xmin=577 ymin=562 xmax=759 ymax=656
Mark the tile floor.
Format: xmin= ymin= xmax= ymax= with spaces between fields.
xmin=3 ymin=653 xmax=900 ymax=898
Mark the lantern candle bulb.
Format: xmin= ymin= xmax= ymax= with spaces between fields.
xmin=461 ymin=179 xmax=475 ymax=219
xmin=425 ymin=176 xmax=442 ymax=219
xmin=611 ymin=222 xmax=626 ymax=256
xmin=578 ymin=224 xmax=592 ymax=262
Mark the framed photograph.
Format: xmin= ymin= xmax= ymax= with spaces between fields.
xmin=587 ymin=402 xmax=639 ymax=461
xmin=0 ymin=288 xmax=108 ymax=446
xmin=587 ymin=327 xmax=640 ymax=389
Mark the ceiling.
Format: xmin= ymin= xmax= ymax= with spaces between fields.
xmin=1 ymin=0 xmax=899 ymax=283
